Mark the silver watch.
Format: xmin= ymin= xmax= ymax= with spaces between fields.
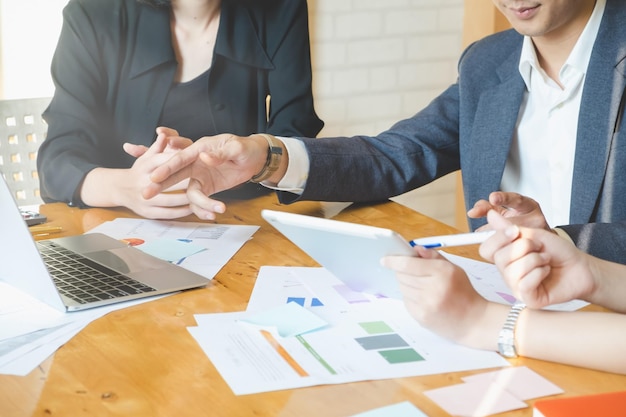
xmin=497 ymin=303 xmax=526 ymax=358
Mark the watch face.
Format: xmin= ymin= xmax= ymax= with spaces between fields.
xmin=498 ymin=341 xmax=516 ymax=358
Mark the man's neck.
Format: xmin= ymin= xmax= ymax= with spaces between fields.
xmin=532 ymin=2 xmax=596 ymax=84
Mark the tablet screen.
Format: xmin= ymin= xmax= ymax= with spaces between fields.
xmin=262 ymin=209 xmax=414 ymax=298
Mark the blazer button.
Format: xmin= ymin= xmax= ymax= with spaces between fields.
xmin=214 ymin=103 xmax=226 ymax=111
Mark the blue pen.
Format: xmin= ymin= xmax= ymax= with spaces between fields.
xmin=409 ymin=230 xmax=496 ymax=248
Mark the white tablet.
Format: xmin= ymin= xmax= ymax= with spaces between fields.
xmin=261 ymin=209 xmax=415 ymax=299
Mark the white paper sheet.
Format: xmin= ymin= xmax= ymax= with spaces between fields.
xmin=87 ymin=218 xmax=259 ymax=278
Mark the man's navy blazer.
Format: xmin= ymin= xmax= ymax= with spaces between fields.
xmin=287 ymin=0 xmax=626 ymax=263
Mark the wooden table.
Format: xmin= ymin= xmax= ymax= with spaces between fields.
xmin=3 ymin=195 xmax=626 ymax=417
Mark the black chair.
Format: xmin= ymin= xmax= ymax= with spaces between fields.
xmin=0 ymin=97 xmax=51 ymax=206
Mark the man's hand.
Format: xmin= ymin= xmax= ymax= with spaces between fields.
xmin=468 ymin=191 xmax=551 ymax=231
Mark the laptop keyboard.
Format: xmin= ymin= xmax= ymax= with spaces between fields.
xmin=37 ymin=240 xmax=157 ymax=305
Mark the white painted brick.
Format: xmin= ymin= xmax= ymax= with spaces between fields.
xmin=310 ymin=14 xmax=335 ymax=42
xmin=397 ymin=61 xmax=456 ymax=89
xmin=369 ymin=66 xmax=399 ymax=92
xmin=347 ymin=38 xmax=405 ymax=65
xmin=347 ymin=93 xmax=402 ymax=121
xmin=335 ymin=12 xmax=384 ymax=39
xmin=406 ymin=34 xmax=462 ymax=60
xmin=332 ymin=68 xmax=370 ymax=95
xmin=384 ymin=10 xmax=439 ymax=35
xmin=311 ymin=41 xmax=348 ymax=69
xmin=313 ymin=0 xmax=353 ymax=13
xmin=354 ymin=0 xmax=411 ymax=10
xmin=315 ymin=97 xmax=347 ymax=124
xmin=438 ymin=7 xmax=465 ymax=31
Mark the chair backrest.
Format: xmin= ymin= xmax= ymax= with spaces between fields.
xmin=0 ymin=97 xmax=51 ymax=206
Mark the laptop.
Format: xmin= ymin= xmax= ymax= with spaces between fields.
xmin=261 ymin=209 xmax=415 ymax=299
xmin=0 ymin=175 xmax=209 ymax=312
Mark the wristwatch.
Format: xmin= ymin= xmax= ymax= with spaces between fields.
xmin=250 ymin=134 xmax=283 ymax=183
xmin=497 ymin=303 xmax=526 ymax=358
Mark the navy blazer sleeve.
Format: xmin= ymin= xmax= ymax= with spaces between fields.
xmin=560 ymin=222 xmax=626 ymax=264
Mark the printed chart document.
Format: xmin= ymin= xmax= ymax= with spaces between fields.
xmin=88 ymin=218 xmax=259 ymax=278
xmin=188 ymin=266 xmax=511 ymax=395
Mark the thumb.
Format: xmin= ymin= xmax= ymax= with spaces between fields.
xmin=486 ymin=209 xmax=513 ymax=231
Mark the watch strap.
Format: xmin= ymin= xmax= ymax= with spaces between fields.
xmin=497 ymin=303 xmax=526 ymax=358
xmin=250 ymin=134 xmax=283 ymax=183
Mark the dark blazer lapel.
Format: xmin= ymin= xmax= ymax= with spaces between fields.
xmin=464 ymin=49 xmax=525 ymax=221
xmin=215 ymin=3 xmax=273 ymax=70
xmin=130 ymin=6 xmax=175 ymax=78
xmin=570 ymin=0 xmax=626 ymax=223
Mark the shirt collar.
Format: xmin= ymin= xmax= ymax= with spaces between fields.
xmin=130 ymin=2 xmax=273 ymax=79
xmin=518 ymin=0 xmax=606 ymax=90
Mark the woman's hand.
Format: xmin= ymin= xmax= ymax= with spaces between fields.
xmin=80 ymin=128 xmax=194 ymax=219
xmin=382 ymin=247 xmax=493 ymax=349
xmin=479 ymin=210 xmax=597 ymax=308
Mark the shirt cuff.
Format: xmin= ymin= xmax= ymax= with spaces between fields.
xmin=260 ymin=136 xmax=308 ymax=194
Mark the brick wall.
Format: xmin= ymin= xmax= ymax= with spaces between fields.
xmin=307 ymin=0 xmax=464 ymax=227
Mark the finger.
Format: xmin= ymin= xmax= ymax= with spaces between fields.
xmin=490 ymin=191 xmax=539 ymax=213
xmin=487 ymin=209 xmax=516 ymax=230
xmin=163 ymin=178 xmax=190 ymax=192
xmin=381 ymin=255 xmax=448 ymax=280
xmin=156 ymin=126 xmax=180 ymax=137
xmin=150 ymin=146 xmax=201 ymax=183
xmin=187 ymin=183 xmax=226 ymax=220
xmin=479 ymin=211 xmax=520 ymax=260
xmin=467 ymin=199 xmax=494 ymax=218
xmin=145 ymin=191 xmax=192 ymax=208
xmin=142 ymin=166 xmax=192 ymax=199
xmin=143 ymin=133 xmax=169 ymax=157
xmin=500 ymin=251 xmax=549 ymax=285
xmin=141 ymin=205 xmax=194 ymax=220
xmin=123 ymin=142 xmax=149 ymax=158
xmin=413 ymin=245 xmax=443 ymax=259
xmin=491 ymin=237 xmax=542 ymax=273
xmin=166 ymin=136 xmax=193 ymax=150
xmin=515 ymin=266 xmax=551 ymax=308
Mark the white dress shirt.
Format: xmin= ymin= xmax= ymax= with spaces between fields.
xmin=501 ymin=0 xmax=605 ymax=227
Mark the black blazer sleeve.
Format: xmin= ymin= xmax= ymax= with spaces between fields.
xmin=261 ymin=0 xmax=324 ymax=137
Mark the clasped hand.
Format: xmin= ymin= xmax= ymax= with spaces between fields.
xmin=143 ymin=131 xmax=269 ymax=220
xmin=115 ymin=127 xmax=192 ymax=219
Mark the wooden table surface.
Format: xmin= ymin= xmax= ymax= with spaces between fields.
xmin=3 ymin=194 xmax=626 ymax=417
